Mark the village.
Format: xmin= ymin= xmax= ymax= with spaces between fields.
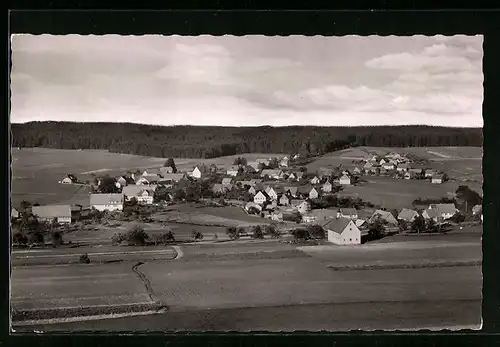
xmin=11 ymin=150 xmax=483 ymax=247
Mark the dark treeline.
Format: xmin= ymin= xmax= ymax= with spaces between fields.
xmin=11 ymin=122 xmax=483 ymax=159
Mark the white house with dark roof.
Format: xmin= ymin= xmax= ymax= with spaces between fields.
xmin=90 ymin=194 xmax=124 ymax=212
xmin=253 ymin=191 xmax=269 ymax=205
xmin=290 ymin=199 xmax=311 ymax=214
xmin=339 ymin=174 xmax=351 ymax=185
xmin=425 ymin=203 xmax=458 ymax=220
xmin=309 ymin=187 xmax=320 ymax=200
xmin=323 ymin=217 xmax=361 ymax=245
xmin=32 ymin=205 xmax=72 ymax=224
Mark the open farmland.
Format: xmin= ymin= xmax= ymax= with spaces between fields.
xmin=17 ymin=237 xmax=482 ymax=332
xmin=11 ymin=262 xmax=154 ymax=312
xmin=337 ymin=176 xmax=482 ymax=210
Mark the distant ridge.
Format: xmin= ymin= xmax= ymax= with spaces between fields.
xmin=11 ymin=121 xmax=483 ymax=159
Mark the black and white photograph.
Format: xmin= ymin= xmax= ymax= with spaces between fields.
xmin=9 ymin=34 xmax=483 ymax=332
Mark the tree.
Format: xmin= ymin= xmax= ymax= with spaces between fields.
xmin=399 ymin=219 xmax=409 ymax=232
xmin=154 ymin=185 xmax=170 ymax=203
xmin=20 ymin=200 xmax=31 ymax=211
xmin=233 ymin=157 xmax=247 ymax=166
xmin=164 ymin=158 xmax=177 ymax=173
xmin=426 ymin=219 xmax=439 ymax=233
xmin=368 ymin=217 xmax=386 ymax=239
xmin=248 ymin=207 xmax=260 ymax=215
xmin=27 ymin=231 xmax=44 ymax=245
xmin=226 ymin=226 xmax=240 ymax=240
xmin=98 ymin=175 xmax=119 ymax=194
xmin=265 ymin=225 xmax=280 ymax=239
xmin=411 ymin=215 xmax=426 ymax=233
xmin=449 ymin=212 xmax=466 ymax=224
xmin=51 ymin=231 xmax=63 ymax=247
xmin=192 ymin=230 xmax=204 ymax=241
xmin=13 ymin=232 xmax=28 ymax=246
xmin=125 ymin=225 xmax=149 ymax=246
xmin=268 ymin=158 xmax=279 ymax=169
xmin=307 ymin=225 xmax=326 ymax=239
xmin=455 ymin=185 xmax=482 ymax=214
xmin=251 ymin=225 xmax=264 ymax=239
xmin=291 ymin=228 xmax=310 ymax=241
xmin=79 ymin=253 xmax=91 ymax=264
xmin=174 ymin=188 xmax=186 ymax=201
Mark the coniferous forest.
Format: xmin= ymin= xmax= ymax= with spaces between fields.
xmin=11 ymin=121 xmax=483 ymax=159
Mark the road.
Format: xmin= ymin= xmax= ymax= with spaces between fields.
xmin=11 ymin=237 xmax=482 ymax=332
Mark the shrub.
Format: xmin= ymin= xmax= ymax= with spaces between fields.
xmin=13 ymin=232 xmax=28 ymax=246
xmin=126 ymin=225 xmax=149 ymax=246
xmin=265 ymin=225 xmax=281 ymax=239
xmin=251 ymin=225 xmax=264 ymax=239
xmin=79 ymin=253 xmax=90 ymax=264
xmin=153 ymin=231 xmax=175 ymax=245
xmin=226 ymin=226 xmax=239 ymax=240
xmin=291 ymin=228 xmax=310 ymax=241
xmin=27 ymin=231 xmax=44 ymax=245
xmin=51 ymin=231 xmax=63 ymax=248
xmin=111 ymin=232 xmax=126 ymax=245
xmin=192 ymin=230 xmax=204 ymax=241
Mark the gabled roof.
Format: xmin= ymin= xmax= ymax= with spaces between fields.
xmin=254 ymin=190 xmax=270 ymax=199
xmin=322 ymin=217 xmax=353 ymax=233
xmin=423 ymin=208 xmax=441 ymax=219
xmin=143 ymin=168 xmax=161 ymax=176
xmin=306 ymin=209 xmax=338 ymax=220
xmin=398 ymin=208 xmax=419 ymax=220
xmin=340 ymin=174 xmax=350 ymax=180
xmin=430 ymin=203 xmax=457 ymax=215
xmin=90 ymin=193 xmax=124 ymax=206
xmin=370 ymin=209 xmax=398 ymax=224
xmin=340 ymin=208 xmax=357 ymax=216
xmin=432 ymin=174 xmax=444 ymax=180
xmin=285 ymin=186 xmax=298 ymax=195
xmin=123 ymin=185 xmax=147 ymax=197
xmin=160 ymin=173 xmax=185 ymax=182
xmin=397 ymin=163 xmax=410 ymax=169
xmin=261 ymin=169 xmax=282 ymax=176
xmin=32 ymin=205 xmax=71 ymax=219
xmin=138 ymin=174 xmax=161 ymax=182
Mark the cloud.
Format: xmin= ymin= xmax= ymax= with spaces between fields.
xmin=10 ymin=35 xmax=483 ymax=127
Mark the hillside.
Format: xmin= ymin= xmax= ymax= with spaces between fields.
xmin=11 ymin=122 xmax=483 ymax=159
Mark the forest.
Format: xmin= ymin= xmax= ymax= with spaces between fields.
xmin=11 ymin=121 xmax=483 ymax=159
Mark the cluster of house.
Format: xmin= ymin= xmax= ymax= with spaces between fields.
xmin=283 ymin=202 xmax=481 ymax=246
xmin=355 ymin=153 xmax=445 ymax=183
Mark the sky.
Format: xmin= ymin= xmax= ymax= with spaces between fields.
xmin=10 ymin=34 xmax=483 ymax=127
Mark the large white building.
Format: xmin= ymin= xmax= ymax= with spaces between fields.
xmin=323 ymin=217 xmax=361 ymax=245
xmin=90 ymin=193 xmax=124 ymax=212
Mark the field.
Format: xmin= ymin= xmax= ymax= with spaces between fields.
xmin=11 ymin=232 xmax=482 ymax=331
xmin=338 ymin=176 xmax=482 ymax=210
xmin=11 ymin=262 xmax=153 ymax=311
